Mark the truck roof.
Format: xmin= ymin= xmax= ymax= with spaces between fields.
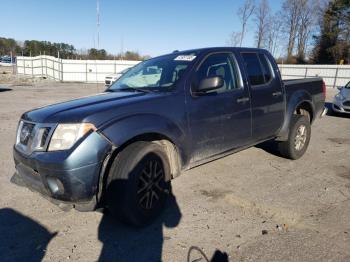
xmin=167 ymin=47 xmax=269 ymax=57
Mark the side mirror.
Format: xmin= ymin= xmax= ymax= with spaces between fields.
xmin=337 ymin=86 xmax=343 ymax=91
xmin=194 ymin=76 xmax=224 ymax=94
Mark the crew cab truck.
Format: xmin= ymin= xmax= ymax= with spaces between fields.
xmin=12 ymin=47 xmax=326 ymax=226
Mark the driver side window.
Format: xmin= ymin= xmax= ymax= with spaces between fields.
xmin=196 ymin=53 xmax=238 ymax=93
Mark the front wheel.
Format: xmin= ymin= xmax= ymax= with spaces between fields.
xmin=278 ymin=115 xmax=311 ymax=160
xmin=106 ymin=141 xmax=171 ymax=227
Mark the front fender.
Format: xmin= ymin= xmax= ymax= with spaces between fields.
xmin=277 ymin=90 xmax=314 ymax=140
xmin=99 ymin=113 xmax=189 ymax=163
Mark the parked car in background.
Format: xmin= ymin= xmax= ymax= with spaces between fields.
xmin=0 ymin=55 xmax=16 ymax=64
xmin=104 ymin=68 xmax=131 ymax=87
xmin=12 ymin=47 xmax=326 ymax=226
xmin=332 ymin=81 xmax=350 ymax=114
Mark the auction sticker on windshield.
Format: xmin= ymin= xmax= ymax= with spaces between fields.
xmin=174 ymin=55 xmax=196 ymax=61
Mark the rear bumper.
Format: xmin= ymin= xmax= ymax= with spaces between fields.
xmin=12 ymin=132 xmax=113 ymax=211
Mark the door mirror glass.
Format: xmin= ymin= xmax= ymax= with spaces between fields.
xmin=196 ymin=76 xmax=224 ymax=93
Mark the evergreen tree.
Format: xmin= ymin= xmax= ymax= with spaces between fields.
xmin=312 ymin=0 xmax=350 ymax=64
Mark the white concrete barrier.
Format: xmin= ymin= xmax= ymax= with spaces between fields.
xmin=16 ymin=55 xmax=350 ymax=88
xmin=279 ymin=64 xmax=350 ymax=88
xmin=16 ymin=55 xmax=140 ymax=83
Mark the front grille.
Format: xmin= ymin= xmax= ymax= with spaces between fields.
xmin=343 ymin=101 xmax=350 ymax=107
xmin=16 ymin=121 xmax=56 ymax=155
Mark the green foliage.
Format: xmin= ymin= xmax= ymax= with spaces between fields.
xmin=0 ymin=37 xmax=18 ymax=55
xmin=113 ymin=51 xmax=150 ymax=61
xmin=87 ymin=48 xmax=107 ymax=59
xmin=123 ymin=51 xmax=144 ymax=60
xmin=0 ymin=37 xmax=149 ymax=60
xmin=312 ymin=0 xmax=350 ymax=64
xmin=23 ymin=40 xmax=76 ymax=58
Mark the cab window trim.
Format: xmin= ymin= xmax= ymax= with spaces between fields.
xmin=191 ymin=51 xmax=243 ymax=97
xmin=241 ymin=51 xmax=275 ymax=88
xmin=258 ymin=53 xmax=275 ymax=85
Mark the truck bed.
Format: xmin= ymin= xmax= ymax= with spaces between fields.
xmin=283 ymin=77 xmax=325 ymax=121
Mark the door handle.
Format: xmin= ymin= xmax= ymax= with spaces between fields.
xmin=272 ymin=91 xmax=282 ymax=97
xmin=236 ymin=97 xmax=250 ymax=103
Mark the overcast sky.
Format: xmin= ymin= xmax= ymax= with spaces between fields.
xmin=2 ymin=0 xmax=283 ymax=56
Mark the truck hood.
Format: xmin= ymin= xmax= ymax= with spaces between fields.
xmin=22 ymin=91 xmax=165 ymax=126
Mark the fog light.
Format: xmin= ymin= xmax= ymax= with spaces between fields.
xmin=47 ymin=177 xmax=65 ymax=195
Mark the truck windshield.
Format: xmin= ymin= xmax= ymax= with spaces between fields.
xmin=108 ymin=52 xmax=198 ymax=92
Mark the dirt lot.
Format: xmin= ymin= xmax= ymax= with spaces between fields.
xmin=0 ymin=77 xmax=349 ymax=262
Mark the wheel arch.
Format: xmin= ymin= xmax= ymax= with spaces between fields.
xmin=277 ymin=90 xmax=314 ymax=141
xmin=96 ymin=132 xmax=183 ymax=206
xmin=295 ymin=100 xmax=314 ymax=123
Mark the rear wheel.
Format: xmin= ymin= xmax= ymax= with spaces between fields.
xmin=278 ymin=115 xmax=311 ymax=160
xmin=106 ymin=141 xmax=171 ymax=226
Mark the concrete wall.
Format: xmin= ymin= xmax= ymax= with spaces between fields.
xmin=16 ymin=55 xmax=350 ymax=88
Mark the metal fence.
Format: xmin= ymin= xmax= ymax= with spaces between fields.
xmin=15 ymin=55 xmax=350 ymax=88
xmin=279 ymin=64 xmax=350 ymax=88
xmin=16 ymin=55 xmax=140 ymax=83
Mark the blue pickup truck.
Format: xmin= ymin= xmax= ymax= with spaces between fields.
xmin=12 ymin=47 xmax=326 ymax=226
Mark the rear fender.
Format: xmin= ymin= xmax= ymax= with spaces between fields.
xmin=276 ymin=90 xmax=314 ymax=141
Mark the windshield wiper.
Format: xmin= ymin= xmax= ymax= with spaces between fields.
xmin=115 ymin=87 xmax=153 ymax=93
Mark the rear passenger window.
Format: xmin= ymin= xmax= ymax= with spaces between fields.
xmin=241 ymin=53 xmax=265 ymax=86
xmin=259 ymin=54 xmax=274 ymax=83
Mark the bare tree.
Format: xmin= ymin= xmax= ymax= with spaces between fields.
xmin=227 ymin=31 xmax=242 ymax=47
xmin=237 ymin=0 xmax=255 ymax=47
xmin=295 ymin=0 xmax=319 ymax=62
xmin=254 ymin=0 xmax=271 ymax=48
xmin=266 ymin=12 xmax=284 ymax=56
xmin=282 ymin=0 xmax=302 ymax=62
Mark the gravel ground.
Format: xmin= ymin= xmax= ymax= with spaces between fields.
xmin=0 ymin=79 xmax=349 ymax=262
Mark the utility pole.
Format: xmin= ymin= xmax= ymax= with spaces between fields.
xmin=121 ymin=36 xmax=124 ymax=60
xmin=96 ymin=0 xmax=100 ymax=49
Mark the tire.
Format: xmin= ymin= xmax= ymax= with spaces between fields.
xmin=278 ymin=115 xmax=311 ymax=160
xmin=106 ymin=141 xmax=171 ymax=227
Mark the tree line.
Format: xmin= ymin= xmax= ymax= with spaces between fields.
xmin=0 ymin=38 xmax=149 ymax=61
xmin=2 ymin=0 xmax=349 ymax=64
xmin=230 ymin=0 xmax=350 ymax=64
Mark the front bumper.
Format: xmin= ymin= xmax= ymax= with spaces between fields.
xmin=12 ymin=131 xmax=112 ymax=210
xmin=332 ymin=100 xmax=350 ymax=114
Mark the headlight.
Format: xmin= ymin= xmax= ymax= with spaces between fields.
xmin=335 ymin=93 xmax=345 ymax=100
xmin=48 ymin=123 xmax=96 ymax=151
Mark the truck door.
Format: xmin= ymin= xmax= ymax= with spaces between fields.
xmin=187 ymin=52 xmax=252 ymax=162
xmin=240 ymin=52 xmax=284 ymax=140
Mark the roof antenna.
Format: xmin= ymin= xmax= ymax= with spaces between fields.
xmin=172 ymin=50 xmax=179 ymax=53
